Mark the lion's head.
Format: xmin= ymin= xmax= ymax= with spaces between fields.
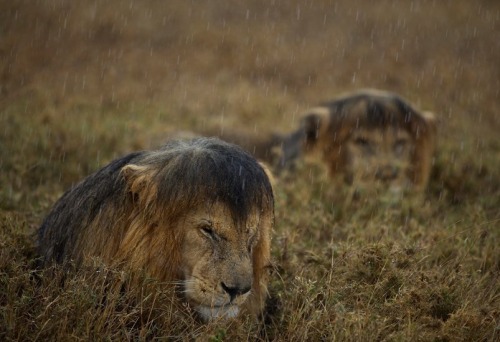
xmin=177 ymin=201 xmax=270 ymax=319
xmin=279 ymin=89 xmax=436 ymax=196
xmin=38 ymin=138 xmax=274 ymax=321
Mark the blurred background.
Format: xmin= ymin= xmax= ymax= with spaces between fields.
xmin=1 ymin=1 xmax=499 ymax=340
xmin=1 ymin=0 xmax=499 ymax=208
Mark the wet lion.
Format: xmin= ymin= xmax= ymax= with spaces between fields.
xmin=287 ymin=89 xmax=437 ymax=194
xmin=216 ymin=89 xmax=436 ymax=196
xmin=38 ymin=138 xmax=274 ymax=321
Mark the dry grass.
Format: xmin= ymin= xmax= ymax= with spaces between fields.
xmin=1 ymin=0 xmax=499 ymax=340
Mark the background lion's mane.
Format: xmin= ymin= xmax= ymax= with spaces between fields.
xmin=275 ymin=90 xmax=437 ymax=190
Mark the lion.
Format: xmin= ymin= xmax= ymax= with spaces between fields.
xmin=37 ymin=137 xmax=274 ymax=321
xmin=215 ymin=89 xmax=436 ymax=197
xmin=290 ymin=89 xmax=437 ymax=195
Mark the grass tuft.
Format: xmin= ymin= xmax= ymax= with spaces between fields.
xmin=1 ymin=0 xmax=499 ymax=340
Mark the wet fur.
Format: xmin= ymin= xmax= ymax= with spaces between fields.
xmin=38 ymin=137 xmax=274 ymax=319
xmin=289 ymin=89 xmax=437 ymax=190
xmin=216 ymin=89 xmax=436 ymax=192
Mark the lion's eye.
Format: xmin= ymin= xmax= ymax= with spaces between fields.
xmin=353 ymin=136 xmax=375 ymax=155
xmin=200 ymin=224 xmax=217 ymax=240
xmin=354 ymin=137 xmax=369 ymax=146
xmin=394 ymin=139 xmax=408 ymax=155
xmin=395 ymin=138 xmax=407 ymax=146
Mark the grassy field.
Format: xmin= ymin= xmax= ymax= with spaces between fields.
xmin=1 ymin=0 xmax=499 ymax=340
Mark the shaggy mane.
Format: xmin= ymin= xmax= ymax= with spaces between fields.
xmin=38 ymin=138 xmax=274 ymax=265
xmin=321 ymin=90 xmax=431 ymax=136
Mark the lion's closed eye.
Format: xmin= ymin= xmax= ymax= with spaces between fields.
xmin=199 ymin=222 xmax=218 ymax=241
xmin=393 ymin=138 xmax=409 ymax=155
xmin=354 ymin=136 xmax=370 ymax=147
xmin=353 ymin=136 xmax=376 ymax=156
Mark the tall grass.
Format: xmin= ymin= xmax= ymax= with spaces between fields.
xmin=1 ymin=0 xmax=499 ymax=340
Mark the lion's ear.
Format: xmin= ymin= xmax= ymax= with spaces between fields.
xmin=301 ymin=107 xmax=331 ymax=148
xmin=258 ymin=161 xmax=276 ymax=189
xmin=301 ymin=112 xmax=322 ymax=146
xmin=121 ymin=164 xmax=156 ymax=203
xmin=277 ymin=107 xmax=330 ymax=169
xmin=413 ymin=110 xmax=437 ymax=140
xmin=421 ymin=111 xmax=437 ymax=130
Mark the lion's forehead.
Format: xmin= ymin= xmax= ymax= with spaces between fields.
xmin=185 ymin=201 xmax=261 ymax=236
xmin=348 ymin=127 xmax=413 ymax=143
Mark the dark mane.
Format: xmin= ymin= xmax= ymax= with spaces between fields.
xmin=38 ymin=138 xmax=274 ymax=264
xmin=38 ymin=151 xmax=143 ymax=263
xmin=322 ymin=90 xmax=425 ymax=129
xmin=144 ymin=138 xmax=274 ymax=226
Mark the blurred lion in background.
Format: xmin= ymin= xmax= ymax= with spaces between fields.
xmin=216 ymin=89 xmax=436 ymax=198
xmin=38 ymin=138 xmax=274 ymax=321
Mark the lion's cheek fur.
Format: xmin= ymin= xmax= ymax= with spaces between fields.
xmin=103 ymin=210 xmax=184 ymax=282
xmin=181 ymin=241 xmax=219 ymax=305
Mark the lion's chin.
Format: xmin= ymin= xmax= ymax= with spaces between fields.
xmin=195 ymin=304 xmax=240 ymax=321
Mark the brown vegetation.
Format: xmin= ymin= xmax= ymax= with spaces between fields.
xmin=1 ymin=0 xmax=499 ymax=340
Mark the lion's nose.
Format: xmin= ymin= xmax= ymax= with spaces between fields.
xmin=221 ymin=281 xmax=251 ymax=302
xmin=375 ymin=165 xmax=399 ymax=181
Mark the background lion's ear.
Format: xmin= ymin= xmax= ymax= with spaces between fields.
xmin=415 ymin=111 xmax=437 ymax=139
xmin=422 ymin=111 xmax=437 ymax=130
xmin=301 ymin=107 xmax=330 ymax=147
xmin=121 ymin=164 xmax=155 ymax=201
xmin=421 ymin=111 xmax=435 ymax=122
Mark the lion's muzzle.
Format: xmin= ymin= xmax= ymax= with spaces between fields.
xmin=221 ymin=281 xmax=252 ymax=302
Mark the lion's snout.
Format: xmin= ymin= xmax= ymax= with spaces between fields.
xmin=221 ymin=280 xmax=252 ymax=302
xmin=219 ymin=255 xmax=253 ymax=303
xmin=375 ymin=164 xmax=399 ymax=182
